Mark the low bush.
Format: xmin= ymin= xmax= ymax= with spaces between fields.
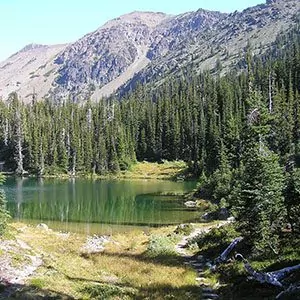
xmin=146 ymin=234 xmax=178 ymax=258
xmin=80 ymin=283 xmax=136 ymax=300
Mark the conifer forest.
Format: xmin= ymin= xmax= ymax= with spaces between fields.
xmin=1 ymin=22 xmax=300 ymax=253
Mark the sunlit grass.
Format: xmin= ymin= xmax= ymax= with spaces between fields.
xmin=8 ymin=223 xmax=203 ymax=299
xmin=117 ymin=160 xmax=189 ymax=180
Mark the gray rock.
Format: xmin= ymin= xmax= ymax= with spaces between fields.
xmin=36 ymin=223 xmax=49 ymax=230
xmin=202 ymin=293 xmax=219 ymax=299
xmin=197 ymin=255 xmax=205 ymax=262
xmin=80 ymin=235 xmax=110 ymax=254
xmin=202 ymin=212 xmax=212 ymax=220
xmin=192 ymin=263 xmax=204 ymax=268
xmin=184 ymin=201 xmax=197 ymax=208
xmin=219 ymin=208 xmax=229 ymax=220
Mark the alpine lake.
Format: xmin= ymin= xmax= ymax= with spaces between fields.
xmin=3 ymin=177 xmax=199 ymax=235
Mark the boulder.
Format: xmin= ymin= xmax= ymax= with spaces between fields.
xmin=218 ymin=208 xmax=229 ymax=220
xmin=184 ymin=201 xmax=197 ymax=208
xmin=80 ymin=235 xmax=110 ymax=255
xmin=36 ymin=223 xmax=49 ymax=230
xmin=174 ymin=223 xmax=193 ymax=235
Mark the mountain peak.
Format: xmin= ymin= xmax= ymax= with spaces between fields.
xmin=18 ymin=43 xmax=48 ymax=53
xmin=1 ymin=0 xmax=300 ymax=102
xmin=266 ymin=0 xmax=295 ymax=5
xmin=8 ymin=43 xmax=48 ymax=59
xmin=103 ymin=11 xmax=168 ymax=29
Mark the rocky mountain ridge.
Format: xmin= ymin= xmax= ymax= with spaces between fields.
xmin=0 ymin=0 xmax=299 ymax=102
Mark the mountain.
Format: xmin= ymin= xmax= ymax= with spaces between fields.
xmin=0 ymin=43 xmax=67 ymax=101
xmin=0 ymin=0 xmax=299 ymax=102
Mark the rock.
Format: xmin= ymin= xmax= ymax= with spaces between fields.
xmin=36 ymin=223 xmax=49 ymax=230
xmin=56 ymin=232 xmax=70 ymax=239
xmin=17 ymin=226 xmax=28 ymax=233
xmin=227 ymin=216 xmax=235 ymax=222
xmin=196 ymin=277 xmax=206 ymax=281
xmin=184 ymin=201 xmax=197 ymax=208
xmin=191 ymin=262 xmax=204 ymax=268
xmin=197 ymin=255 xmax=205 ymax=262
xmin=189 ymin=260 xmax=198 ymax=264
xmin=202 ymin=293 xmax=219 ymax=299
xmin=80 ymin=235 xmax=110 ymax=254
xmin=202 ymin=212 xmax=211 ymax=220
xmin=205 ymin=262 xmax=213 ymax=268
xmin=174 ymin=223 xmax=193 ymax=235
xmin=218 ymin=208 xmax=229 ymax=220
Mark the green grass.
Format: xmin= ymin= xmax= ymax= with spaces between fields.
xmin=39 ymin=161 xmax=192 ymax=181
xmin=80 ymin=283 xmax=137 ymax=300
xmin=29 ymin=278 xmax=46 ymax=289
xmin=1 ymin=223 xmax=204 ymax=299
xmin=116 ymin=160 xmax=191 ymax=180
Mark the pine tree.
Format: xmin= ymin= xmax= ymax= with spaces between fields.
xmin=284 ymin=168 xmax=300 ymax=233
xmin=8 ymin=93 xmax=26 ymax=175
xmin=232 ymin=143 xmax=285 ymax=254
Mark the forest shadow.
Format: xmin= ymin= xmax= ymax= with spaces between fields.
xmin=78 ymin=282 xmax=202 ymax=300
xmin=0 ymin=275 xmax=202 ymax=300
xmin=83 ymin=249 xmax=189 ymax=268
xmin=0 ymin=282 xmax=74 ymax=300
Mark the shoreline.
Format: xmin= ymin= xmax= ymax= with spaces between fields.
xmin=1 ymin=161 xmax=196 ymax=181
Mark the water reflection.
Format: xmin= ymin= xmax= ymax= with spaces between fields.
xmin=4 ymin=178 xmax=199 ymax=234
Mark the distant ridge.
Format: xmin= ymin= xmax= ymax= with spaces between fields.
xmin=0 ymin=0 xmax=299 ymax=102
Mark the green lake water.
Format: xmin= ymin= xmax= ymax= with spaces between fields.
xmin=3 ymin=177 xmax=199 ymax=235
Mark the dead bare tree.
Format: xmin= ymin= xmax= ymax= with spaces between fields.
xmin=214 ymin=237 xmax=244 ymax=265
xmin=14 ymin=107 xmax=25 ymax=176
xmin=235 ymin=253 xmax=300 ymax=288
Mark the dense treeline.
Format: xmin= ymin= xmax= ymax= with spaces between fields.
xmin=1 ymin=22 xmax=300 ymax=249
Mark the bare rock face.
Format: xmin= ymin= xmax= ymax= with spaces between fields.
xmin=120 ymin=0 xmax=300 ymax=96
xmin=51 ymin=12 xmax=168 ymax=101
xmin=0 ymin=0 xmax=300 ymax=102
xmin=49 ymin=10 xmax=224 ymax=101
xmin=146 ymin=9 xmax=226 ymax=60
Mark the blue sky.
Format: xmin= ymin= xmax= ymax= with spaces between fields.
xmin=0 ymin=0 xmax=263 ymax=61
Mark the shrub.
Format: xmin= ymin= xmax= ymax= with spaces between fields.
xmin=191 ymin=224 xmax=240 ymax=256
xmin=174 ymin=223 xmax=193 ymax=235
xmin=146 ymin=234 xmax=178 ymax=258
xmin=81 ymin=283 xmax=136 ymax=300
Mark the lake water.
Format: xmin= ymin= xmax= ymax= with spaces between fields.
xmin=3 ymin=177 xmax=199 ymax=235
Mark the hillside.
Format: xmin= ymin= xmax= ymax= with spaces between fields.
xmin=0 ymin=44 xmax=67 ymax=102
xmin=0 ymin=0 xmax=299 ymax=102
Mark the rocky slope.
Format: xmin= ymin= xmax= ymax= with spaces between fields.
xmin=121 ymin=0 xmax=300 ymax=95
xmin=0 ymin=44 xmax=67 ymax=102
xmin=0 ymin=0 xmax=299 ymax=102
xmin=50 ymin=10 xmax=225 ymax=101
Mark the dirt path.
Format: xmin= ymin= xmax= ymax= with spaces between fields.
xmin=175 ymin=222 xmax=228 ymax=300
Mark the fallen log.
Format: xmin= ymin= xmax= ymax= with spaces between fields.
xmin=214 ymin=237 xmax=243 ymax=265
xmin=235 ymin=253 xmax=300 ymax=288
xmin=276 ymin=284 xmax=300 ymax=299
